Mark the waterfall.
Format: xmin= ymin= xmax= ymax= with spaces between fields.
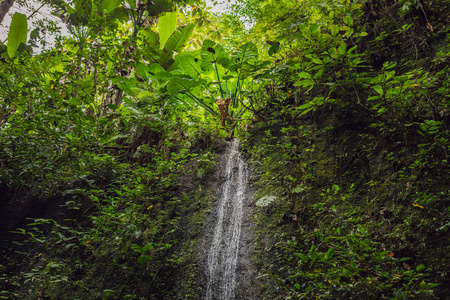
xmin=205 ymin=139 xmax=249 ymax=300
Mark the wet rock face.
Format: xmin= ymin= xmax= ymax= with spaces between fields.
xmin=0 ymin=185 xmax=74 ymax=253
xmin=203 ymin=140 xmax=256 ymax=300
xmin=0 ymin=188 xmax=70 ymax=233
xmin=0 ymin=188 xmax=37 ymax=234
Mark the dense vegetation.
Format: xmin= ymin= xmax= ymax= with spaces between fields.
xmin=238 ymin=0 xmax=450 ymax=299
xmin=0 ymin=0 xmax=449 ymax=299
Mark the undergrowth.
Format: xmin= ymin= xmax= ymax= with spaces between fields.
xmin=243 ymin=103 xmax=449 ymax=299
xmin=242 ymin=1 xmax=450 ymax=297
xmin=0 ymin=120 xmax=223 ymax=299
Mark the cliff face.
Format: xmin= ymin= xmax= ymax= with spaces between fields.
xmin=0 ymin=131 xmax=225 ymax=299
xmin=240 ymin=2 xmax=450 ymax=297
xmin=243 ymin=101 xmax=449 ymax=298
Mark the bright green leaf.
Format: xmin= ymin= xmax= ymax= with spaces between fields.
xmin=298 ymin=71 xmax=312 ymax=79
xmin=178 ymin=55 xmax=202 ymax=78
xmin=136 ymin=62 xmax=150 ymax=80
xmin=343 ymin=15 xmax=354 ymax=26
xmin=383 ymin=62 xmax=397 ymax=70
xmin=158 ymin=23 xmax=194 ymax=68
xmin=298 ymin=102 xmax=315 ymax=110
xmin=373 ymin=85 xmax=384 ymax=96
xmin=294 ymin=79 xmax=315 ymax=88
xmin=7 ymin=13 xmax=28 ymax=58
xmin=99 ymin=0 xmax=122 ymax=12
xmin=159 ymin=12 xmax=178 ymax=50
xmin=167 ymin=76 xmax=202 ymax=95
xmin=385 ymin=70 xmax=396 ymax=81
xmin=330 ymin=24 xmax=340 ymax=36
xmin=347 ymin=45 xmax=357 ymax=54
xmin=309 ymin=23 xmax=319 ymax=33
xmin=149 ymin=63 xmax=165 ymax=75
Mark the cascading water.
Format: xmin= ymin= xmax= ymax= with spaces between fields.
xmin=205 ymin=139 xmax=249 ymax=300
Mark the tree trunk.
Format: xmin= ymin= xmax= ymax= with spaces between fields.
xmin=0 ymin=0 xmax=15 ymax=24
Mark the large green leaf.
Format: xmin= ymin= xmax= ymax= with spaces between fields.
xmin=110 ymin=6 xmax=128 ymax=21
xmin=154 ymin=70 xmax=174 ymax=82
xmin=144 ymin=30 xmax=159 ymax=47
xmin=200 ymin=39 xmax=216 ymax=73
xmin=7 ymin=13 xmax=27 ymax=58
xmin=158 ymin=23 xmax=194 ymax=68
xmin=168 ymin=76 xmax=217 ymax=116
xmin=90 ymin=1 xmax=98 ymax=20
xmin=201 ymin=40 xmax=231 ymax=98
xmin=177 ymin=55 xmax=202 ymax=78
xmin=177 ymin=93 xmax=217 ymax=116
xmin=99 ymin=0 xmax=122 ymax=13
xmin=136 ymin=62 xmax=150 ymax=80
xmin=200 ymin=39 xmax=230 ymax=71
xmin=238 ymin=42 xmax=258 ymax=62
xmin=149 ymin=63 xmax=166 ymax=76
xmin=165 ymin=23 xmax=194 ymax=54
xmin=167 ymin=76 xmax=202 ymax=95
xmin=213 ymin=44 xmax=229 ymax=66
xmin=158 ymin=12 xmax=178 ymax=50
xmin=211 ymin=63 xmax=228 ymax=83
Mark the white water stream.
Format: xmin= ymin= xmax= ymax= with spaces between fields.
xmin=205 ymin=140 xmax=249 ymax=300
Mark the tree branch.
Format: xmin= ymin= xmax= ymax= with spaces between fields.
xmin=0 ymin=0 xmax=15 ymax=24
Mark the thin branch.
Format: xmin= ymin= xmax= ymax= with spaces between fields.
xmin=28 ymin=2 xmax=45 ymax=19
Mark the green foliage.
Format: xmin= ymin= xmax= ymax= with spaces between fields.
xmin=1 ymin=0 xmax=449 ymax=298
xmin=267 ymin=228 xmax=439 ymax=299
xmin=131 ymin=242 xmax=172 ymax=264
xmin=158 ymin=12 xmax=178 ymax=49
xmin=99 ymin=0 xmax=123 ymax=13
xmin=0 ymin=1 xmax=224 ymax=298
xmin=157 ymin=23 xmax=195 ymax=68
xmin=246 ymin=118 xmax=448 ymax=298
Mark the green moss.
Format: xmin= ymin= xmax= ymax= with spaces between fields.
xmin=1 ymin=132 xmax=222 ymax=300
xmin=244 ymin=97 xmax=449 ymax=299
